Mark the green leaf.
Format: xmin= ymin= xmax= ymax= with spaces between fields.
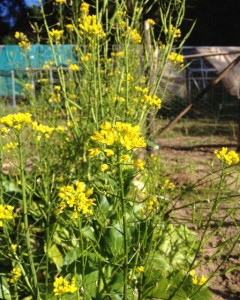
xmin=82 ymin=226 xmax=96 ymax=242
xmin=63 ymin=247 xmax=82 ymax=266
xmin=85 ymin=271 xmax=99 ymax=298
xmin=104 ymin=224 xmax=124 ymax=256
xmin=0 ymin=276 xmax=11 ymax=300
xmin=47 ymin=243 xmax=63 ymax=270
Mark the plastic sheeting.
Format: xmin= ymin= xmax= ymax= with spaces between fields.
xmin=195 ymin=47 xmax=240 ymax=97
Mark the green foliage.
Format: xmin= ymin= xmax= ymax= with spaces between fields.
xmin=0 ymin=1 xmax=239 ymax=300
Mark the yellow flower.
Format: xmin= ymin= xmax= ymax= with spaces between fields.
xmin=104 ymin=149 xmax=115 ymax=157
xmin=91 ymin=122 xmax=146 ymax=150
xmin=167 ymin=24 xmax=181 ymax=38
xmin=49 ymin=29 xmax=64 ymax=43
xmin=78 ymin=14 xmax=106 ymax=39
xmin=69 ymin=64 xmax=80 ymax=71
xmin=88 ymin=148 xmax=101 ymax=158
xmin=14 ymin=32 xmax=31 ymax=49
xmin=8 ymin=266 xmax=22 ymax=283
xmin=54 ymin=85 xmax=61 ymax=91
xmin=190 ymin=270 xmax=207 ymax=286
xmin=161 ymin=179 xmax=175 ymax=191
xmin=11 ymin=244 xmax=18 ymax=252
xmin=0 ymin=205 xmax=14 ymax=227
xmin=144 ymin=94 xmax=162 ymax=109
xmin=120 ymin=154 xmax=131 ymax=162
xmin=124 ymin=28 xmax=142 ymax=44
xmin=65 ymin=24 xmax=75 ymax=31
xmin=168 ymin=52 xmax=184 ymax=67
xmin=100 ymin=164 xmax=109 ymax=172
xmin=55 ymin=0 xmax=66 ymax=4
xmin=58 ymin=181 xmax=95 ymax=217
xmin=80 ymin=2 xmax=90 ymax=15
xmin=2 ymin=142 xmax=19 ymax=153
xmin=53 ymin=276 xmax=77 ymax=296
xmin=111 ymin=51 xmax=124 ymax=58
xmin=0 ymin=112 xmax=32 ymax=131
xmin=146 ymin=195 xmax=158 ymax=211
xmin=133 ymin=159 xmax=145 ymax=170
xmin=24 ymin=83 xmax=34 ymax=92
xmin=214 ymin=147 xmax=239 ymax=165
xmin=136 ymin=266 xmax=144 ymax=273
xmin=32 ymin=122 xmax=55 ymax=138
xmin=147 ymin=18 xmax=156 ymax=26
xmin=80 ymin=52 xmax=92 ymax=62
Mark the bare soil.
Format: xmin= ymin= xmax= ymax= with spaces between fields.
xmin=156 ymin=133 xmax=240 ymax=300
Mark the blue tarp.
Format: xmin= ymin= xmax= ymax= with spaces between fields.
xmin=0 ymin=44 xmax=78 ymax=96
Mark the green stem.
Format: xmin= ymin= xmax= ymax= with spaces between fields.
xmin=78 ymin=217 xmax=86 ymax=299
xmin=18 ymin=134 xmax=39 ymax=298
xmin=117 ymin=151 xmax=128 ymax=299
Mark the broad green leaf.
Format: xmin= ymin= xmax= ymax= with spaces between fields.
xmin=63 ymin=247 xmax=82 ymax=266
xmin=0 ymin=277 xmax=11 ymax=300
xmin=47 ymin=243 xmax=63 ymax=270
xmin=104 ymin=225 xmax=124 ymax=256
xmin=82 ymin=226 xmax=96 ymax=242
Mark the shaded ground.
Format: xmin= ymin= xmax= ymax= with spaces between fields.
xmin=155 ymin=122 xmax=240 ymax=300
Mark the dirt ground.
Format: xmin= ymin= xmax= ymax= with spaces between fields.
xmin=156 ymin=133 xmax=240 ymax=300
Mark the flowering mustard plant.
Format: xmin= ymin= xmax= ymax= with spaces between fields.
xmin=57 ymin=181 xmax=95 ymax=218
xmin=214 ymin=147 xmax=239 ymax=165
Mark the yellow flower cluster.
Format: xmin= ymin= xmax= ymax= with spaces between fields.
xmin=161 ymin=179 xmax=175 ymax=191
xmin=57 ymin=181 xmax=95 ymax=218
xmin=0 ymin=205 xmax=14 ymax=227
xmin=69 ymin=64 xmax=80 ymax=71
xmin=79 ymin=14 xmax=106 ymax=40
xmin=144 ymin=94 xmax=162 ymax=109
xmin=53 ymin=276 xmax=77 ymax=296
xmin=80 ymin=1 xmax=90 ymax=15
xmin=23 ymin=83 xmax=34 ymax=92
xmin=55 ymin=0 xmax=66 ymax=4
xmin=136 ymin=266 xmax=145 ymax=273
xmin=2 ymin=142 xmax=19 ymax=153
xmin=91 ymin=122 xmax=146 ymax=150
xmin=0 ymin=112 xmax=32 ymax=131
xmin=80 ymin=52 xmax=92 ymax=62
xmin=168 ymin=52 xmax=184 ymax=67
xmin=214 ymin=147 xmax=239 ymax=165
xmin=49 ymin=29 xmax=64 ymax=43
xmin=147 ymin=18 xmax=156 ymax=26
xmin=65 ymin=24 xmax=74 ymax=32
xmin=32 ymin=122 xmax=55 ymax=139
xmin=8 ymin=266 xmax=22 ymax=283
xmin=100 ymin=164 xmax=109 ymax=172
xmin=133 ymin=159 xmax=145 ymax=170
xmin=135 ymin=86 xmax=162 ymax=109
xmin=14 ymin=31 xmax=31 ymax=50
xmin=125 ymin=28 xmax=142 ymax=44
xmin=168 ymin=24 xmax=181 ymax=38
xmin=111 ymin=51 xmax=125 ymax=58
xmin=0 ymin=112 xmax=64 ymax=141
xmin=190 ymin=270 xmax=207 ymax=286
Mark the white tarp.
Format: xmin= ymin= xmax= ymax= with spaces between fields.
xmin=195 ymin=47 xmax=240 ymax=97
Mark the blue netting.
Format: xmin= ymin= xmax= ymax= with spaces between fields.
xmin=0 ymin=44 xmax=77 ymax=96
